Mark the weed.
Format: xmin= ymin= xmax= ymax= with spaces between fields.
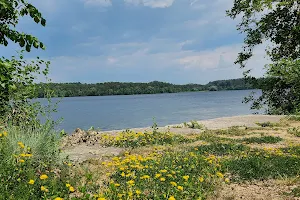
xmin=287 ymin=127 xmax=300 ymax=137
xmin=183 ymin=120 xmax=203 ymax=129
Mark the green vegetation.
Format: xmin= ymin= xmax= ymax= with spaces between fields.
xmin=287 ymin=127 xmax=300 ymax=137
xmin=35 ymin=78 xmax=256 ymax=98
xmin=237 ymin=136 xmax=283 ymax=144
xmin=227 ymin=0 xmax=300 ymax=114
xmin=183 ymin=120 xmax=203 ymax=129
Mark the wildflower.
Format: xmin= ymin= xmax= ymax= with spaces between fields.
xmin=19 ymin=159 xmax=25 ymax=163
xmin=54 ymin=198 xmax=63 ymax=200
xmin=177 ymin=186 xmax=183 ymax=191
xmin=18 ymin=142 xmax=25 ymax=148
xmin=183 ymin=175 xmax=189 ymax=181
xmin=69 ymin=186 xmax=75 ymax=192
xmin=40 ymin=174 xmax=48 ymax=180
xmin=128 ymin=191 xmax=133 ymax=197
xmin=98 ymin=198 xmax=106 ymax=200
xmin=127 ymin=180 xmax=135 ymax=186
xmin=155 ymin=173 xmax=161 ymax=178
xmin=160 ymin=169 xmax=167 ymax=173
xmin=41 ymin=186 xmax=48 ymax=192
xmin=66 ymin=183 xmax=71 ymax=187
xmin=199 ymin=176 xmax=204 ymax=182
xmin=0 ymin=133 xmax=2 ymax=137
xmin=169 ymin=196 xmax=176 ymax=200
xmin=114 ymin=183 xmax=120 ymax=187
xmin=136 ymin=190 xmax=142 ymax=195
xmin=216 ymin=172 xmax=224 ymax=179
xmin=170 ymin=181 xmax=177 ymax=187
xmin=140 ymin=175 xmax=150 ymax=179
xmin=225 ymin=178 xmax=230 ymax=183
xmin=160 ymin=177 xmax=166 ymax=181
xmin=3 ymin=131 xmax=7 ymax=137
xmin=121 ymin=172 xmax=125 ymax=177
xmin=28 ymin=179 xmax=35 ymax=185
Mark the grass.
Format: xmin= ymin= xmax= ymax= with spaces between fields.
xmin=0 ymin=125 xmax=101 ymax=200
xmin=213 ymin=126 xmax=248 ymax=136
xmin=287 ymin=127 xmax=300 ymax=137
xmin=183 ymin=120 xmax=204 ymax=129
xmin=237 ymin=136 xmax=283 ymax=144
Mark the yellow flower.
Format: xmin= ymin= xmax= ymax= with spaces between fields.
xmin=114 ymin=183 xmax=120 ymax=187
xmin=225 ymin=178 xmax=230 ymax=183
xmin=54 ymin=198 xmax=64 ymax=200
xmin=155 ymin=173 xmax=161 ymax=178
xmin=177 ymin=186 xmax=183 ymax=191
xmin=3 ymin=131 xmax=7 ymax=137
xmin=121 ymin=172 xmax=125 ymax=177
xmin=170 ymin=181 xmax=177 ymax=187
xmin=69 ymin=186 xmax=75 ymax=192
xmin=169 ymin=196 xmax=176 ymax=200
xmin=136 ymin=190 xmax=142 ymax=195
xmin=140 ymin=175 xmax=150 ymax=179
xmin=19 ymin=159 xmax=25 ymax=163
xmin=18 ymin=142 xmax=25 ymax=148
xmin=160 ymin=177 xmax=166 ymax=181
xmin=28 ymin=179 xmax=35 ymax=185
xmin=126 ymin=180 xmax=135 ymax=186
xmin=98 ymin=198 xmax=106 ymax=200
xmin=216 ymin=172 xmax=224 ymax=179
xmin=199 ymin=176 xmax=204 ymax=182
xmin=183 ymin=175 xmax=189 ymax=181
xmin=160 ymin=169 xmax=167 ymax=173
xmin=41 ymin=186 xmax=48 ymax=192
xmin=0 ymin=133 xmax=2 ymax=137
xmin=66 ymin=183 xmax=71 ymax=187
xmin=40 ymin=174 xmax=48 ymax=180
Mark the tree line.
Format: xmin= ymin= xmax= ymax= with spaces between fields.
xmin=35 ymin=78 xmax=257 ymax=98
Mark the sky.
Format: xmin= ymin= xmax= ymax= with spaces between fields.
xmin=0 ymin=0 xmax=269 ymax=84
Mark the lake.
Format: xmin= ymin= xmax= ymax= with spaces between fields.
xmin=41 ymin=90 xmax=261 ymax=133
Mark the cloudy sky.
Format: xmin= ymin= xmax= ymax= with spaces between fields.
xmin=0 ymin=0 xmax=269 ymax=84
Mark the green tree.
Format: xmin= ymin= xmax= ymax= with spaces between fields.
xmin=227 ymin=0 xmax=300 ymax=114
xmin=0 ymin=0 xmax=49 ymax=124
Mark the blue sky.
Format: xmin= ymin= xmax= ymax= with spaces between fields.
xmin=0 ymin=0 xmax=268 ymax=84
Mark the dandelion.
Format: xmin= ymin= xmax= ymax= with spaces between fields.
xmin=199 ymin=176 xmax=204 ymax=182
xmin=160 ymin=177 xmax=166 ymax=181
xmin=69 ymin=186 xmax=75 ymax=192
xmin=127 ymin=180 xmax=135 ymax=186
xmin=66 ymin=183 xmax=71 ymax=187
xmin=136 ymin=190 xmax=142 ymax=195
xmin=155 ymin=173 xmax=161 ymax=178
xmin=40 ymin=174 xmax=48 ymax=180
xmin=169 ymin=196 xmax=176 ymax=200
xmin=114 ymin=183 xmax=120 ymax=187
xmin=177 ymin=186 xmax=183 ymax=191
xmin=19 ymin=159 xmax=25 ymax=163
xmin=98 ymin=198 xmax=106 ymax=200
xmin=170 ymin=181 xmax=177 ymax=187
xmin=28 ymin=179 xmax=35 ymax=185
xmin=216 ymin=172 xmax=224 ymax=179
xmin=160 ymin=169 xmax=167 ymax=173
xmin=121 ymin=172 xmax=125 ymax=177
xmin=41 ymin=186 xmax=48 ymax=192
xmin=140 ymin=175 xmax=150 ymax=179
xmin=183 ymin=175 xmax=189 ymax=181
xmin=54 ymin=198 xmax=63 ymax=200
xmin=3 ymin=131 xmax=7 ymax=137
xmin=18 ymin=142 xmax=25 ymax=148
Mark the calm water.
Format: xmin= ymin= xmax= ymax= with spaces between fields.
xmin=41 ymin=90 xmax=260 ymax=132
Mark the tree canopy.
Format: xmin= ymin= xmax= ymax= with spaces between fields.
xmin=227 ymin=0 xmax=300 ymax=114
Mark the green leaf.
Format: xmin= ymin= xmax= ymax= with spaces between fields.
xmin=34 ymin=17 xmax=40 ymax=23
xmin=25 ymin=44 xmax=31 ymax=52
xmin=41 ymin=18 xmax=46 ymax=26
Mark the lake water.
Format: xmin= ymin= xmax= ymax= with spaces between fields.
xmin=41 ymin=90 xmax=260 ymax=133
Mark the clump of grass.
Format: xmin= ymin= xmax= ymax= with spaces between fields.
xmin=101 ymin=150 xmax=228 ymax=200
xmin=196 ymin=132 xmax=234 ymax=143
xmin=183 ymin=120 xmax=203 ymax=129
xmin=99 ymin=130 xmax=192 ymax=148
xmin=223 ymin=150 xmax=300 ymax=181
xmin=192 ymin=143 xmax=249 ymax=156
xmin=256 ymin=120 xmax=289 ymax=128
xmin=280 ymin=145 xmax=300 ymax=156
xmin=286 ymin=115 xmax=300 ymax=121
xmin=237 ymin=136 xmax=283 ymax=144
xmin=287 ymin=127 xmax=300 ymax=137
xmin=214 ymin=126 xmax=248 ymax=136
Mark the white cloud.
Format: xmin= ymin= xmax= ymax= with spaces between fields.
xmin=124 ymin=0 xmax=174 ymax=8
xmin=83 ymin=0 xmax=112 ymax=7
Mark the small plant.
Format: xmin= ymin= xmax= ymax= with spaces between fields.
xmin=184 ymin=120 xmax=203 ymax=129
xmin=215 ymin=126 xmax=248 ymax=136
xmin=287 ymin=127 xmax=300 ymax=137
xmin=286 ymin=115 xmax=300 ymax=121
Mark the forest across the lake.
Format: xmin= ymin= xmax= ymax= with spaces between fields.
xmin=36 ymin=78 xmax=260 ymax=98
